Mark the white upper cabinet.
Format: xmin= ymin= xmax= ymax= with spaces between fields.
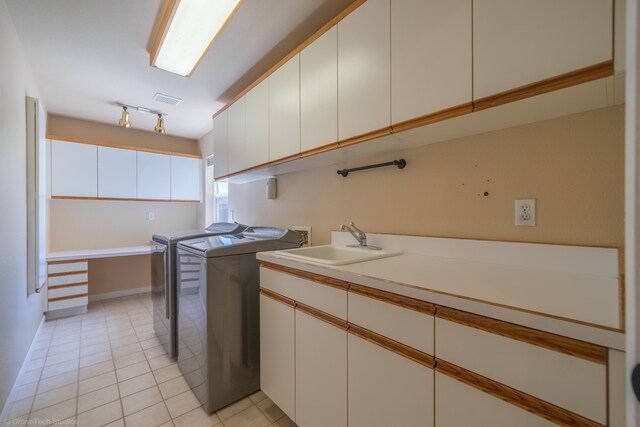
xmin=97 ymin=146 xmax=137 ymax=199
xmin=51 ymin=140 xmax=97 ymax=198
xmin=473 ymin=0 xmax=613 ymax=100
xmin=227 ymin=96 xmax=247 ymax=174
xmin=213 ymin=110 xmax=229 ymax=179
xmin=269 ymin=55 xmax=301 ymax=161
xmin=391 ymin=0 xmax=472 ymax=124
xmin=338 ymin=0 xmax=390 ymax=141
xmin=301 ymin=26 xmax=338 ymax=152
xmin=244 ymin=79 xmax=270 ymax=168
xmin=170 ymin=156 xmax=201 ymax=201
xmin=137 ymin=151 xmax=170 ymax=200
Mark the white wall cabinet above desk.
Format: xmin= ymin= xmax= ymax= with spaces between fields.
xmin=137 ymin=151 xmax=171 ymax=200
xmin=98 ymin=146 xmax=137 ymax=199
xmin=245 ymin=79 xmax=270 ymax=169
xmin=170 ymin=155 xmax=201 ymax=201
xmin=51 ymin=140 xmax=97 ymax=198
xmin=473 ymin=0 xmax=613 ymax=102
xmin=337 ymin=0 xmax=390 ymax=141
xmin=50 ymin=139 xmax=201 ymax=202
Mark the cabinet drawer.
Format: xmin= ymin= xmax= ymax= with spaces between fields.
xmin=48 ymin=261 xmax=87 ymax=274
xmin=48 ymin=272 xmax=88 ymax=286
xmin=435 ymin=372 xmax=554 ymax=427
xmin=348 ymin=285 xmax=434 ymax=354
xmin=48 ymin=284 xmax=88 ymax=299
xmin=435 ymin=308 xmax=607 ymax=424
xmin=48 ymin=296 xmax=88 ymax=311
xmin=260 ymin=265 xmax=347 ymax=319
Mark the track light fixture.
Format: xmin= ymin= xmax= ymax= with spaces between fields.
xmin=118 ymin=106 xmax=131 ymax=128
xmin=155 ymin=114 xmax=165 ymax=134
xmin=115 ymin=104 xmax=167 ymax=133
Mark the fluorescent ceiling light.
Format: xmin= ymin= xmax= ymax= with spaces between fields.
xmin=151 ymin=0 xmax=243 ymax=77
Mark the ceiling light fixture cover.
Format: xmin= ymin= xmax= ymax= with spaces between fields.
xmin=150 ymin=0 xmax=243 ymax=77
xmin=155 ymin=114 xmax=166 ymax=134
xmin=118 ymin=106 xmax=131 ymax=128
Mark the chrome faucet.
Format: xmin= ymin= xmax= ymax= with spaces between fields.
xmin=340 ymin=222 xmax=381 ymax=250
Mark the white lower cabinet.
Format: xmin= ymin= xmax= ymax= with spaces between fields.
xmin=435 ymin=372 xmax=555 ymax=427
xmin=295 ymin=309 xmax=347 ymax=427
xmin=348 ymin=333 xmax=434 ymax=427
xmin=259 ymin=293 xmax=296 ymax=421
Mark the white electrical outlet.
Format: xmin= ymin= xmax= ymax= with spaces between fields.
xmin=515 ymin=199 xmax=536 ymax=226
xmin=148 ymin=211 xmax=155 ymax=221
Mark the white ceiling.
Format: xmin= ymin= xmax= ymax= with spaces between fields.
xmin=5 ymin=0 xmax=353 ymax=139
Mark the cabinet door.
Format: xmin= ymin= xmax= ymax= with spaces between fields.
xmin=436 ymin=372 xmax=555 ymax=427
xmin=227 ymin=96 xmax=247 ymax=174
xmin=348 ymin=333 xmax=434 ymax=427
xmin=97 ymin=146 xmax=136 ymax=199
xmin=391 ymin=0 xmax=472 ymax=124
xmin=213 ymin=110 xmax=229 ymax=178
xmin=136 ymin=152 xmax=170 ymax=200
xmin=269 ymin=55 xmax=300 ymax=160
xmin=170 ymin=156 xmax=201 ymax=201
xmin=295 ymin=310 xmax=347 ymax=427
xmin=260 ymin=294 xmax=296 ymax=421
xmin=300 ymin=26 xmax=337 ymax=152
xmin=473 ymin=0 xmax=612 ymax=100
xmin=51 ymin=140 xmax=97 ymax=197
xmin=245 ymin=79 xmax=270 ymax=169
xmin=338 ymin=0 xmax=390 ymax=141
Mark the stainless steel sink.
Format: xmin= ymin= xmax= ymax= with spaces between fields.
xmin=274 ymin=245 xmax=402 ymax=266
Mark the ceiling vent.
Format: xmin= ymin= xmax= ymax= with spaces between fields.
xmin=153 ymin=93 xmax=182 ymax=106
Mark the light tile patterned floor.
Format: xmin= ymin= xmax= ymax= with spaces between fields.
xmin=3 ymin=293 xmax=296 ymax=427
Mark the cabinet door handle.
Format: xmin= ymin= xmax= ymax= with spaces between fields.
xmin=632 ymin=364 xmax=640 ymax=401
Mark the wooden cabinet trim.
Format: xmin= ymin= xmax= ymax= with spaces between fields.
xmin=48 ymin=259 xmax=89 ymax=265
xmin=51 ymin=196 xmax=199 ymax=203
xmin=296 ymin=301 xmax=348 ymax=330
xmin=260 ymin=288 xmax=296 ymax=308
xmin=260 ymin=262 xmax=349 ymax=290
xmin=349 ymin=323 xmax=435 ymax=369
xmin=391 ymin=102 xmax=473 ymax=134
xmin=436 ymin=306 xmax=607 ymax=365
xmin=48 ymin=270 xmax=88 ymax=278
xmin=47 ymin=135 xmax=201 ymax=159
xmin=436 ymin=359 xmax=604 ymax=427
xmin=473 ymin=60 xmax=613 ymax=112
xmin=349 ymin=283 xmax=435 ymax=315
xmin=48 ymin=282 xmax=88 ymax=290
xmin=337 ymin=126 xmax=393 ymax=148
xmin=48 ymin=293 xmax=89 ymax=303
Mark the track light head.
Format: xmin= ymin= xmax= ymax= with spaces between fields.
xmin=154 ymin=114 xmax=165 ymax=134
xmin=118 ymin=106 xmax=131 ymax=128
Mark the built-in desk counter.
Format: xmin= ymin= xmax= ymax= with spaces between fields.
xmin=46 ymin=246 xmax=152 ymax=319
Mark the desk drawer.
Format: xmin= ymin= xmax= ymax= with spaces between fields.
xmin=48 ymin=260 xmax=88 ymax=274
xmin=48 ymin=272 xmax=88 ymax=286
xmin=48 ymin=296 xmax=88 ymax=311
xmin=435 ymin=307 xmax=607 ymax=424
xmin=48 ymin=284 xmax=88 ymax=299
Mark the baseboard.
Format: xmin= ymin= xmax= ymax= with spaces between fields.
xmin=45 ymin=305 xmax=87 ymax=321
xmin=88 ymin=286 xmax=151 ymax=302
xmin=0 ymin=315 xmax=45 ymax=423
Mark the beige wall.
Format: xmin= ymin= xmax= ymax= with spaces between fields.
xmin=229 ymin=106 xmax=624 ymax=248
xmin=0 ymin=0 xmax=47 ymax=410
xmin=49 ymin=199 xmax=198 ymax=251
xmin=47 ymin=114 xmax=200 ymax=156
xmin=46 ymin=116 xmax=201 ymax=251
xmin=88 ymin=255 xmax=151 ymax=296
